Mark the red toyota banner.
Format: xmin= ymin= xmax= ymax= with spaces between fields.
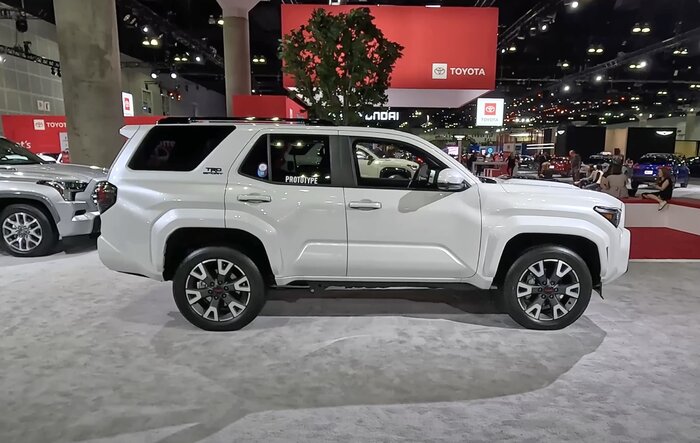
xmin=281 ymin=5 xmax=498 ymax=105
xmin=1 ymin=115 xmax=162 ymax=154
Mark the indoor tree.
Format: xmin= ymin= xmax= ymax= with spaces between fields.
xmin=279 ymin=8 xmax=403 ymax=125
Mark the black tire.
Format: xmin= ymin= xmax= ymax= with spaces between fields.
xmin=0 ymin=203 xmax=57 ymax=257
xmin=501 ymin=245 xmax=592 ymax=330
xmin=680 ymin=182 xmax=688 ymax=188
xmin=172 ymin=247 xmax=266 ymax=331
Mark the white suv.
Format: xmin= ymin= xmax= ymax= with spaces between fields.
xmin=98 ymin=118 xmax=630 ymax=331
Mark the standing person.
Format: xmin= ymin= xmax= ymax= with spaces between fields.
xmin=534 ymin=151 xmax=543 ymax=176
xmin=600 ymin=164 xmax=627 ymax=199
xmin=570 ymin=150 xmax=582 ymax=182
xmin=467 ymin=152 xmax=478 ymax=173
xmin=641 ymin=167 xmax=673 ymax=210
xmin=507 ymin=153 xmax=517 ymax=176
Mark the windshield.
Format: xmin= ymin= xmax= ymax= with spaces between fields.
xmin=639 ymin=155 xmax=672 ymax=165
xmin=0 ymin=138 xmax=44 ymax=165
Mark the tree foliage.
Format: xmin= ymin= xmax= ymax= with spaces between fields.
xmin=279 ymin=8 xmax=403 ymax=125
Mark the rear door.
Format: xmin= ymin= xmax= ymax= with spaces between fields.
xmin=226 ymin=129 xmax=348 ymax=280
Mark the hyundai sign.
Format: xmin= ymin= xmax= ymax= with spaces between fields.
xmin=476 ymin=98 xmax=504 ymax=126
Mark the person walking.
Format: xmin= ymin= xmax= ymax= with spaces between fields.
xmin=570 ymin=150 xmax=582 ymax=182
xmin=507 ymin=153 xmax=517 ymax=176
xmin=641 ymin=167 xmax=673 ymax=210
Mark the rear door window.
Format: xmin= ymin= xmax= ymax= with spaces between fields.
xmin=129 ymin=125 xmax=234 ymax=171
xmin=239 ymin=134 xmax=332 ymax=185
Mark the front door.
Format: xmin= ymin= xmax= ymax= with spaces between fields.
xmin=342 ymin=135 xmax=481 ymax=281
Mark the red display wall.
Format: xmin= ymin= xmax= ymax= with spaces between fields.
xmin=1 ymin=115 xmax=162 ymax=154
xmin=281 ymin=6 xmax=498 ymax=91
xmin=232 ymin=95 xmax=307 ymax=119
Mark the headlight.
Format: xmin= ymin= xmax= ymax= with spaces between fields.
xmin=594 ymin=206 xmax=622 ymax=228
xmin=37 ymin=180 xmax=88 ymax=201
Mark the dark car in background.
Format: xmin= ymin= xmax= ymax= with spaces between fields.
xmin=631 ymin=153 xmax=690 ymax=190
xmin=689 ymin=156 xmax=700 ymax=177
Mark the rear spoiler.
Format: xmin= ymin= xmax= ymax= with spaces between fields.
xmin=120 ymin=125 xmax=141 ymax=139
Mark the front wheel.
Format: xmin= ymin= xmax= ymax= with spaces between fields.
xmin=0 ymin=204 xmax=57 ymax=257
xmin=501 ymin=246 xmax=593 ymax=330
xmin=172 ymin=247 xmax=266 ymax=331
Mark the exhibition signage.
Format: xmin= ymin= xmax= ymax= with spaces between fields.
xmin=1 ymin=115 xmax=161 ymax=154
xmin=475 ymin=98 xmax=505 ymax=126
xmin=122 ymin=92 xmax=135 ymax=117
xmin=281 ymin=5 xmax=498 ymax=107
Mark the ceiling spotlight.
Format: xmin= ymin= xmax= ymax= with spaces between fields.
xmin=174 ymin=56 xmax=181 ymax=62
xmin=632 ymin=23 xmax=641 ymax=33
xmin=170 ymin=72 xmax=177 ymax=79
xmin=142 ymin=38 xmax=150 ymax=46
xmin=561 ymin=61 xmax=570 ymax=68
xmin=641 ymin=25 xmax=651 ymax=33
xmin=142 ymin=25 xmax=149 ymax=33
xmin=252 ymin=57 xmax=259 ymax=63
xmin=657 ymin=90 xmax=667 ymax=95
xmin=195 ymin=55 xmax=202 ymax=62
xmin=500 ymin=48 xmax=506 ymax=54
xmin=508 ymin=45 xmax=517 ymax=52
xmin=595 ymin=48 xmax=603 ymax=54
xmin=595 ymin=74 xmax=603 ymax=82
xmin=150 ymin=38 xmax=159 ymax=46
xmin=563 ymin=84 xmax=571 ymax=92
xmin=150 ymin=72 xmax=158 ymax=79
xmin=638 ymin=60 xmax=647 ymax=68
xmin=587 ymin=47 xmax=595 ymax=53
xmin=540 ymin=23 xmax=548 ymax=31
xmin=217 ymin=17 xmax=224 ymax=25
xmin=570 ymin=1 xmax=579 ymax=8
xmin=181 ymin=56 xmax=188 ymax=62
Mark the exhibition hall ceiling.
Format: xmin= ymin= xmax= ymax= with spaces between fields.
xmin=5 ymin=0 xmax=700 ymax=128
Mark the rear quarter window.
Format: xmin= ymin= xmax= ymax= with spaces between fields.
xmin=128 ymin=126 xmax=234 ymax=171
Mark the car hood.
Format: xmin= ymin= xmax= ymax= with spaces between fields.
xmin=497 ymin=178 xmax=622 ymax=208
xmin=0 ymin=163 xmax=108 ymax=183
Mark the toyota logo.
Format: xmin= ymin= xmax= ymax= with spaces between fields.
xmin=434 ymin=66 xmax=446 ymax=76
xmin=485 ymin=105 xmax=496 ymax=113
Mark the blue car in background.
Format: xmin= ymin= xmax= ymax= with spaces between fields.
xmin=631 ymin=153 xmax=690 ymax=192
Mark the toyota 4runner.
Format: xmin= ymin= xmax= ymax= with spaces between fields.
xmin=98 ymin=118 xmax=630 ymax=331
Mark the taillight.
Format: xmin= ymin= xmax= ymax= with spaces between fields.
xmin=95 ymin=181 xmax=118 ymax=213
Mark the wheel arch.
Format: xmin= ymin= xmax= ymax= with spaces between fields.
xmin=163 ymin=227 xmax=274 ymax=284
xmin=492 ymin=233 xmax=601 ymax=289
xmin=0 ymin=196 xmax=59 ymax=237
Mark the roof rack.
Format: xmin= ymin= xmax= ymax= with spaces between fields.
xmin=157 ymin=116 xmax=336 ymax=126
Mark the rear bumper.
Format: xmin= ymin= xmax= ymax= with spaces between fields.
xmin=98 ymin=235 xmax=163 ymax=281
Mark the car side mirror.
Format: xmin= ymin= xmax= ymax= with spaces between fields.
xmin=437 ymin=168 xmax=469 ymax=192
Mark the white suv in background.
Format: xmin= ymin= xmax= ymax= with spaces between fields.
xmin=98 ymin=118 xmax=630 ymax=331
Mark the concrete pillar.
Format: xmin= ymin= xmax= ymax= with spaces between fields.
xmin=217 ymin=0 xmax=259 ymax=116
xmin=53 ymin=0 xmax=124 ymax=167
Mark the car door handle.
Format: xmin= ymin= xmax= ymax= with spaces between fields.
xmin=348 ymin=201 xmax=382 ymax=210
xmin=237 ymin=194 xmax=272 ymax=203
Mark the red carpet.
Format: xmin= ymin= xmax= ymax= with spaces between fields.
xmin=629 ymin=227 xmax=700 ymax=259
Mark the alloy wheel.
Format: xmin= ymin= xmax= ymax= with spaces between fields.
xmin=184 ymin=259 xmax=251 ymax=322
xmin=2 ymin=212 xmax=43 ymax=253
xmin=516 ymin=259 xmax=581 ymax=321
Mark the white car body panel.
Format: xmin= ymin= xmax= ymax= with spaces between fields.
xmin=98 ymin=122 xmax=630 ymax=293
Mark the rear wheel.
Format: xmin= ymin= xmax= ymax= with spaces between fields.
xmin=502 ymin=246 xmax=592 ymax=330
xmin=172 ymin=247 xmax=266 ymax=331
xmin=0 ymin=204 xmax=57 ymax=257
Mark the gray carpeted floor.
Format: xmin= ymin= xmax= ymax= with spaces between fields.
xmin=1 ymin=245 xmax=699 ymax=443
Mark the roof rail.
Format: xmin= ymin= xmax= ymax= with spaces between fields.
xmin=157 ymin=116 xmax=336 ymax=126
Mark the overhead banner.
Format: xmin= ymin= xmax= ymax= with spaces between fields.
xmin=475 ymin=98 xmax=505 ymax=126
xmin=281 ymin=5 xmax=498 ymax=108
xmin=1 ymin=115 xmax=162 ymax=154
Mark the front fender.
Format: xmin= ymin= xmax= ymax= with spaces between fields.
xmin=480 ymin=215 xmax=609 ymax=279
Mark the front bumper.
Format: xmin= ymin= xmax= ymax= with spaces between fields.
xmin=602 ymin=228 xmax=631 ymax=285
xmin=54 ymin=200 xmax=100 ymax=238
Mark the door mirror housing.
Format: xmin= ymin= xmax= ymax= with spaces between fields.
xmin=437 ymin=168 xmax=469 ymax=192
